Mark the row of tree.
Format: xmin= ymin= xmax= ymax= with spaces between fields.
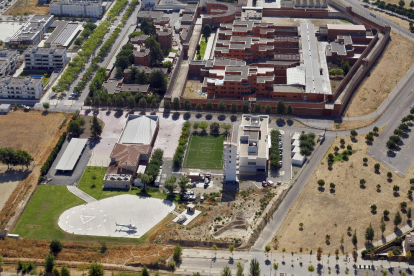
xmin=0 ymin=147 xmax=33 ymax=170
xmin=85 ymin=90 xmax=162 ymax=109
xmin=166 ymin=97 xmax=294 ymax=115
xmin=373 ymin=0 xmax=414 ymax=20
xmin=115 ymin=66 xmax=168 ymax=94
xmin=387 ymin=112 xmax=413 ymax=150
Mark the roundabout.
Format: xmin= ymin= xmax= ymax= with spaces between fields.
xmin=58 ymin=194 xmax=175 ymax=238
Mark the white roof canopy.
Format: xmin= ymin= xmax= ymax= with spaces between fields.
xmin=55 ymin=138 xmax=87 ymax=171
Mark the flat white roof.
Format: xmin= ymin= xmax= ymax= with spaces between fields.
xmin=287 ymin=67 xmax=305 ymax=86
xmin=292 ymin=146 xmax=300 ymax=153
xmin=326 ymin=24 xmax=366 ymax=31
xmin=55 ymin=138 xmax=87 ymax=171
xmin=292 ymin=152 xmax=305 ymax=162
xmin=119 ymin=115 xmax=159 ymax=145
xmin=0 ymin=104 xmax=11 ymax=109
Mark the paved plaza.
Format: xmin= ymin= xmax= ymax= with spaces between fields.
xmin=58 ymin=194 xmax=175 ymax=238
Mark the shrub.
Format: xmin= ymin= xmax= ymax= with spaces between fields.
xmin=329 ymin=68 xmax=344 ymax=75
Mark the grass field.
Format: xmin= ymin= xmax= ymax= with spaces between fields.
xmin=182 ymin=134 xmax=226 ymax=170
xmin=78 ymin=167 xmax=180 ymax=202
xmin=14 ymin=185 xmax=85 ymax=240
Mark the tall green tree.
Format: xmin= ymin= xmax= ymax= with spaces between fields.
xmin=236 ymin=262 xmax=244 ymax=276
xmin=394 ymin=211 xmax=402 ymax=227
xmin=276 ymin=101 xmax=286 ymax=114
xmin=140 ymin=173 xmax=153 ymax=191
xmin=203 ymin=24 xmax=212 ymax=41
xmin=352 ymin=229 xmax=357 ymax=246
xmin=221 ymin=266 xmax=232 ymax=276
xmin=365 ymin=223 xmax=374 ymax=242
xmin=264 ymin=104 xmax=271 ymax=114
xmin=206 ymin=101 xmax=213 ymax=111
xmin=173 ymin=244 xmax=182 ymax=262
xmin=61 ymin=266 xmax=70 ymax=276
xmin=88 ymin=263 xmax=103 ymax=276
xmin=45 ymin=253 xmax=55 ymax=272
xmin=173 ymin=97 xmax=181 ymax=111
xmin=242 ymin=101 xmax=250 ymax=113
xmin=254 ymin=102 xmax=262 ymax=113
xmin=164 ymin=175 xmax=177 ymax=194
xmin=90 ymin=116 xmax=102 ymax=139
xmin=249 ymin=258 xmax=260 ymax=276
xmin=218 ymin=101 xmax=226 ymax=112
xmin=231 ymin=102 xmax=238 ymax=113
xmin=43 ymin=102 xmax=50 ymax=111
xmin=287 ymin=104 xmax=294 ymax=115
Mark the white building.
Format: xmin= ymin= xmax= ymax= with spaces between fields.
xmin=50 ymin=0 xmax=103 ymax=18
xmin=0 ymin=76 xmax=43 ymax=99
xmin=24 ymin=46 xmax=68 ymax=70
xmin=223 ymin=141 xmax=237 ymax=182
xmin=0 ymin=50 xmax=18 ymax=77
xmin=291 ymin=132 xmax=305 ymax=166
xmin=238 ymin=114 xmax=270 ymax=175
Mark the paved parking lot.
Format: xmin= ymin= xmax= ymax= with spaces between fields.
xmin=80 ymin=109 xmax=128 ymax=167
xmin=154 ymin=111 xmax=186 ymax=158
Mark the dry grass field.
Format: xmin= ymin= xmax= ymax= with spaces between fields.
xmin=273 ymin=134 xmax=414 ymax=255
xmin=332 ymin=118 xmax=377 ymax=130
xmin=345 ymin=32 xmax=414 ymax=117
xmin=370 ymin=9 xmax=411 ymax=29
xmin=183 ymin=80 xmax=205 ymax=99
xmin=0 ymin=110 xmax=66 ymax=160
xmin=4 ymin=0 xmax=49 ymax=15
xmin=0 ymin=165 xmax=27 ymax=212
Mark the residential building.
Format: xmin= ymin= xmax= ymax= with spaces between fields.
xmin=223 ymin=141 xmax=237 ymax=182
xmin=0 ymin=76 xmax=43 ymax=99
xmin=203 ymin=1 xmax=236 ymax=27
xmin=0 ymin=50 xmax=18 ymax=77
xmin=156 ymin=27 xmax=173 ymax=49
xmin=326 ymin=24 xmax=367 ymax=40
xmin=405 ymin=232 xmax=414 ymax=252
xmin=237 ymin=115 xmax=270 ymax=175
xmin=24 ymin=46 xmax=68 ymax=70
xmin=8 ymin=15 xmax=54 ymax=45
xmin=137 ymin=11 xmax=164 ymax=24
xmin=49 ymin=0 xmax=103 ymax=18
xmin=133 ymin=47 xmax=150 ymax=67
xmin=214 ymin=36 xmax=276 ymax=60
xmin=131 ymin=35 xmax=149 ymax=45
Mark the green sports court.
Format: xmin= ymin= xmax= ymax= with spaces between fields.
xmin=182 ymin=134 xmax=227 ymax=170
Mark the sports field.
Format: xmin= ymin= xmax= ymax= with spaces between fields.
xmin=182 ymin=134 xmax=226 ymax=170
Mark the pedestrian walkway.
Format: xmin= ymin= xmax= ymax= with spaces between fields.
xmin=67 ymin=185 xmax=97 ymax=203
xmin=203 ymin=31 xmax=216 ymax=60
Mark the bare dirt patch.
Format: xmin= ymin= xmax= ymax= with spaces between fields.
xmin=273 ymin=134 xmax=414 ymax=255
xmin=370 ymin=9 xmax=411 ymax=29
xmin=0 ymin=110 xmax=66 ymax=160
xmin=332 ymin=117 xmax=377 ymax=130
xmin=4 ymin=0 xmax=49 ymax=15
xmin=183 ymin=79 xmax=205 ymax=99
xmin=0 ymin=165 xmax=28 ymax=212
xmin=345 ymin=32 xmax=414 ymax=117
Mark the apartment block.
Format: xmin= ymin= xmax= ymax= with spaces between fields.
xmin=50 ymin=0 xmax=103 ymax=18
xmin=8 ymin=15 xmax=54 ymax=45
xmin=133 ymin=47 xmax=150 ymax=67
xmin=237 ymin=115 xmax=270 ymax=175
xmin=0 ymin=76 xmax=43 ymax=99
xmin=223 ymin=141 xmax=237 ymax=182
xmin=24 ymin=46 xmax=68 ymax=70
xmin=0 ymin=50 xmax=18 ymax=77
xmin=215 ymin=36 xmax=276 ymax=60
xmin=156 ymin=27 xmax=173 ymax=49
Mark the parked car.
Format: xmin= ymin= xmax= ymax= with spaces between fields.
xmin=204 ymin=178 xmax=210 ymax=184
xmin=200 ymin=196 xmax=204 ymax=202
xmin=277 ymin=181 xmax=282 ymax=185
xmin=268 ymin=180 xmax=274 ymax=186
xmin=262 ymin=181 xmax=268 ymax=187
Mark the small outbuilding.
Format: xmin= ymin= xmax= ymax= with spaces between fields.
xmin=187 ymin=203 xmax=195 ymax=213
xmin=292 ymin=153 xmax=306 ymax=166
xmin=0 ymin=104 xmax=11 ymax=114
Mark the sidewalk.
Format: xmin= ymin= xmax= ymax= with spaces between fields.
xmin=67 ymin=186 xmax=97 ymax=203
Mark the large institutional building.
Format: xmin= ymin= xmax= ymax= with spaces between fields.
xmin=49 ymin=0 xmax=103 ymax=18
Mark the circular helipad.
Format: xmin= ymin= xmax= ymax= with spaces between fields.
xmin=58 ymin=194 xmax=175 ymax=238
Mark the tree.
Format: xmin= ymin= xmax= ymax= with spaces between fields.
xmin=308 ymin=265 xmax=315 ymax=274
xmin=272 ymin=263 xmax=278 ymax=274
xmin=408 ymin=208 xmax=412 ymax=220
xmin=334 ymin=146 xmax=339 ymax=153
xmin=195 ymin=103 xmax=203 ymax=112
xmin=0 ymin=255 xmax=3 ymax=269
xmin=164 ymin=175 xmax=177 ymax=194
xmin=221 ymin=266 xmax=232 ymax=276
xmin=210 ymin=122 xmax=220 ymax=133
xmin=178 ymin=177 xmax=189 ymax=195
xmin=218 ymin=101 xmax=227 ymax=112
xmin=141 ymin=266 xmax=149 ymax=276
xmin=173 ymin=244 xmax=182 ymax=262
xmin=213 ymin=244 xmax=218 ymax=257
xmin=164 ymin=100 xmax=171 ymax=110
xmin=411 ymin=0 xmax=414 ymax=6
xmin=149 ymin=70 xmax=168 ymax=93
xmin=254 ymin=102 xmax=261 ymax=113
xmin=276 ymin=101 xmax=285 ymax=115
xmin=370 ymin=204 xmax=377 ymax=213
xmin=394 ymin=129 xmax=404 ymax=136
xmin=399 ymin=0 xmax=405 ymax=6
xmin=360 ymin=179 xmax=366 ymax=186
xmin=242 ymin=101 xmax=250 ymax=113
xmin=394 ymin=185 xmax=400 ymax=193
xmin=350 ymin=130 xmax=358 ymax=138
xmin=45 ymin=253 xmax=55 ymax=272
xmin=231 ymin=102 xmax=237 ymax=113
xmin=373 ymin=126 xmax=379 ymax=133
xmin=221 ymin=124 xmax=231 ymax=134
xmin=50 ymin=240 xmax=63 ymax=254
xmin=173 ymin=97 xmax=181 ymax=111
xmin=74 ymin=37 xmax=84 ymax=46
xmin=140 ymin=174 xmax=153 ymax=191
xmin=90 ymin=116 xmax=102 ymax=139
xmin=317 ymin=179 xmax=325 ymax=188
xmin=115 ymin=95 xmax=125 ymax=107
xmin=249 ymin=258 xmax=260 ymax=276
xmin=61 ymin=266 xmax=70 ymax=276
xmin=384 ymin=209 xmax=390 ymax=217
xmin=264 ymin=245 xmax=271 ymax=259
xmin=68 ymin=120 xmax=82 ymax=137
xmin=340 ymin=139 xmax=345 ymax=146
xmin=264 ymin=104 xmax=271 ymax=114
xmin=375 ymin=163 xmax=380 ymax=171
xmin=236 ymin=262 xmax=244 ymax=276
xmin=299 ymin=222 xmax=304 ymax=229
xmin=206 ymin=101 xmax=213 ymax=111
xmin=229 ymin=245 xmax=235 ymax=257
xmin=330 ymin=183 xmax=335 ymax=190
xmin=401 ymin=201 xmax=407 ymax=210
xmin=88 ymin=263 xmax=103 ymax=276
xmin=341 ymin=60 xmax=350 ymax=74
xmin=53 ymin=268 xmax=61 ymax=276
xmin=199 ymin=122 xmax=208 ymax=132
xmin=43 ymin=102 xmax=50 ymax=111
xmin=387 ymin=171 xmax=393 ymax=180
xmin=203 ymin=24 xmax=211 ymax=41
xmin=365 ymin=223 xmax=375 ymax=242
xmin=352 ymin=229 xmax=357 ymax=246
xmin=184 ymin=99 xmax=191 ymax=111
xmin=394 ymin=211 xmax=402 ymax=228
xmin=287 ymin=104 xmax=294 ymax=115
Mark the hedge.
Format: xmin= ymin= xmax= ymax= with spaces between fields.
xmin=173 ymin=122 xmax=191 ymax=168
xmin=269 ymin=129 xmax=281 ymax=170
xmin=39 ymin=132 xmax=67 ymax=181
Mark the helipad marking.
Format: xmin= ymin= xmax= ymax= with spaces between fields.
xmin=80 ymin=215 xmax=96 ymax=224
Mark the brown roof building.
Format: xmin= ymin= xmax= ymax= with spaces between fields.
xmin=156 ymin=27 xmax=173 ymax=49
xmin=133 ymin=47 xmax=150 ymax=67
xmin=131 ymin=35 xmax=149 ymax=45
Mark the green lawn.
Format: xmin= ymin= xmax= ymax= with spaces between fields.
xmin=339 ymin=19 xmax=351 ymax=23
xmin=182 ymin=134 xmax=226 ymax=170
xmin=197 ymin=35 xmax=209 ymax=59
xmin=78 ymin=167 xmax=181 ymax=202
xmin=14 ymin=185 xmax=85 ymax=240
